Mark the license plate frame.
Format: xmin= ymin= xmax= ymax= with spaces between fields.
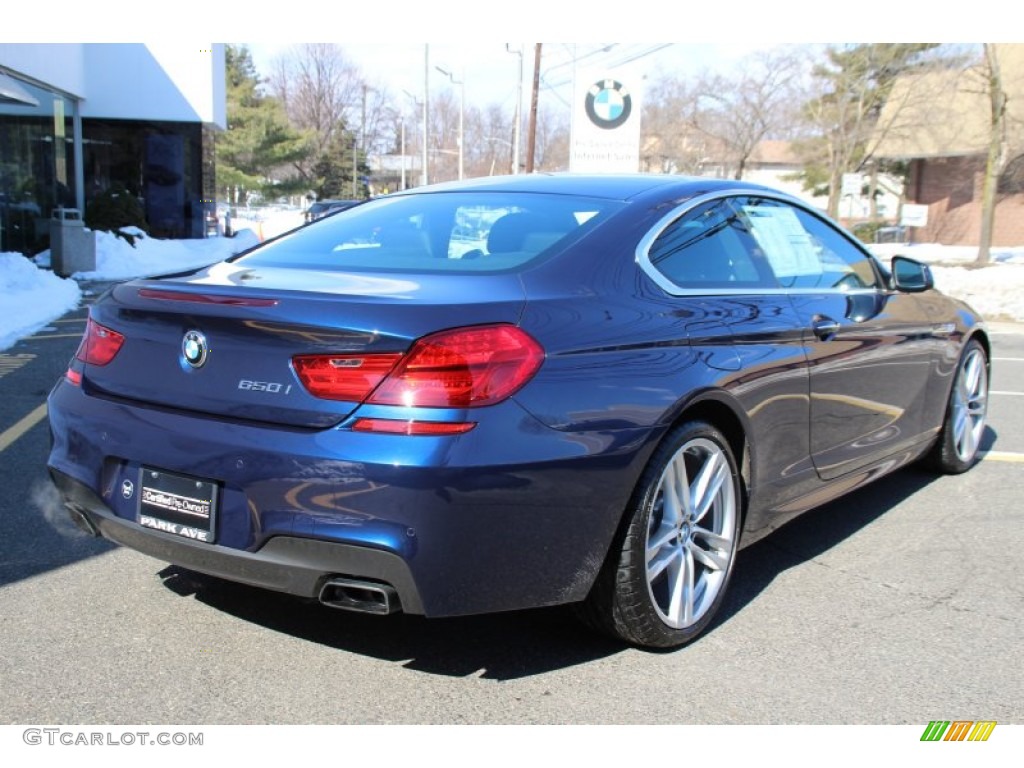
xmin=137 ymin=467 xmax=218 ymax=544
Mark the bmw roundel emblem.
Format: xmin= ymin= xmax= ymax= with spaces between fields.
xmin=585 ymin=79 xmax=632 ymax=130
xmin=182 ymin=330 xmax=209 ymax=369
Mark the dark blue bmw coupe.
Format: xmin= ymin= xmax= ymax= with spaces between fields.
xmin=47 ymin=174 xmax=989 ymax=648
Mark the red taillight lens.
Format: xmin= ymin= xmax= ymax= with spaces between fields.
xmin=292 ymin=353 xmax=402 ymax=401
xmin=368 ymin=325 xmax=544 ymax=408
xmin=293 ymin=326 xmax=544 ymax=408
xmin=75 ymin=319 xmax=125 ymax=366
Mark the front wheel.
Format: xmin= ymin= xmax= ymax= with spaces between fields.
xmin=927 ymin=339 xmax=989 ymax=474
xmin=582 ymin=421 xmax=743 ymax=648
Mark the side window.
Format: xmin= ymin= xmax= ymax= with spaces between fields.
xmin=647 ymin=199 xmax=777 ymax=290
xmin=739 ymin=198 xmax=880 ymax=290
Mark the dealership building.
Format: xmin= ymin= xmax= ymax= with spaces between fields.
xmin=0 ymin=43 xmax=225 ymax=255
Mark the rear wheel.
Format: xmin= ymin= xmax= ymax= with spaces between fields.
xmin=927 ymin=339 xmax=989 ymax=474
xmin=582 ymin=420 xmax=742 ymax=648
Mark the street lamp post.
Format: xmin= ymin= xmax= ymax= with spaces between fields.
xmin=435 ymin=66 xmax=464 ymax=181
xmin=353 ymin=83 xmax=374 ymax=198
xmin=506 ymin=44 xmax=523 ymax=174
xmin=423 ymin=45 xmax=429 ymax=187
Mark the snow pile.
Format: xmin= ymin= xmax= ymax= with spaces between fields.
xmin=1 ymin=229 xmax=259 ymax=352
xmin=0 ymin=252 xmax=81 ymax=352
xmin=32 ymin=227 xmax=261 ymax=281
xmin=931 ymin=265 xmax=1024 ymax=321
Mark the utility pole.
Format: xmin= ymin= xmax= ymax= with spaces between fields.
xmin=525 ymin=43 xmax=542 ymax=174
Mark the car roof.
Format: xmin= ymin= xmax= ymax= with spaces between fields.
xmin=390 ymin=173 xmax=793 ymax=204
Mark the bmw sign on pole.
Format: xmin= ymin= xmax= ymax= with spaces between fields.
xmin=570 ymin=68 xmax=643 ymax=172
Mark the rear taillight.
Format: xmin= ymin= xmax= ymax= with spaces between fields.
xmin=292 ymin=353 xmax=402 ymax=402
xmin=368 ymin=325 xmax=543 ymax=408
xmin=292 ymin=325 xmax=544 ymax=409
xmin=75 ymin=319 xmax=125 ymax=366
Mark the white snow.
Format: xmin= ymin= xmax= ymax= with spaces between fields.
xmin=869 ymin=242 xmax=1024 ymax=322
xmin=0 ymin=252 xmax=82 ymax=352
xmin=1 ymin=226 xmax=261 ymax=352
xmin=1 ymin=229 xmax=1022 ymax=353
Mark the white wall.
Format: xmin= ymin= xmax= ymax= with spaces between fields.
xmin=0 ymin=43 xmax=225 ymax=128
xmin=81 ymin=44 xmax=225 ymax=127
xmin=0 ymin=44 xmax=87 ymax=97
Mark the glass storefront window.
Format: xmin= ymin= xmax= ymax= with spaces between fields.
xmin=2 ymin=71 xmax=212 ymax=254
xmin=0 ymin=73 xmax=77 ymax=255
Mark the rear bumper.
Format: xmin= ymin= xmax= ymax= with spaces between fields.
xmin=50 ymin=468 xmax=423 ymax=612
xmin=46 ymin=378 xmax=653 ymax=617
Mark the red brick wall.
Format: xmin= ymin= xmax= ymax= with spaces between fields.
xmin=908 ymin=156 xmax=1024 ymax=245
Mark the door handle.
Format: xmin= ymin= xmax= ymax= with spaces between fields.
xmin=812 ymin=316 xmax=841 ymax=340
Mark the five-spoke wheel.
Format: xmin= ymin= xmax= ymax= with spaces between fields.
xmin=929 ymin=339 xmax=989 ymax=474
xmin=582 ymin=421 xmax=742 ymax=648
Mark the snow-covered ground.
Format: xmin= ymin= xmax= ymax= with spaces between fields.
xmin=869 ymin=243 xmax=1024 ymax=323
xmin=1 ymin=227 xmax=261 ymax=351
xmin=1 ymin=230 xmax=1022 ymax=353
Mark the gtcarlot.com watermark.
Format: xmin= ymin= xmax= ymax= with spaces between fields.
xmin=23 ymin=728 xmax=203 ymax=747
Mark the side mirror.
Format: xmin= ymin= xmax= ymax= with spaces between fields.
xmin=891 ymin=255 xmax=934 ymax=293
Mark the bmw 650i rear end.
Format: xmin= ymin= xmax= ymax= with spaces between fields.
xmin=46 ymin=282 xmax=648 ymax=621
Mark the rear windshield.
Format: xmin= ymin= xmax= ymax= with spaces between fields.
xmin=236 ymin=192 xmax=622 ymax=273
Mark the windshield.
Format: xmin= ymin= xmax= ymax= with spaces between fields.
xmin=238 ymin=192 xmax=622 ymax=273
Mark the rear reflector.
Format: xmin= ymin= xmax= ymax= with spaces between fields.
xmin=65 ymin=368 xmax=82 ymax=386
xmin=352 ymin=418 xmax=476 ymax=435
xmin=75 ymin=319 xmax=125 ymax=366
xmin=292 ymin=353 xmax=402 ymax=402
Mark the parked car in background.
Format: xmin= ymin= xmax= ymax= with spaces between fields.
xmin=304 ymin=199 xmax=361 ymax=223
xmin=47 ymin=174 xmax=989 ymax=649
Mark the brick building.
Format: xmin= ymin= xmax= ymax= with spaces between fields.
xmin=875 ymin=44 xmax=1024 ymax=246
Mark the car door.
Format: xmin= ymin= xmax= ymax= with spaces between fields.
xmin=738 ymin=196 xmax=938 ymax=480
xmin=638 ymin=195 xmax=817 ymax=513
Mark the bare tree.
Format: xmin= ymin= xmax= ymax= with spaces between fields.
xmin=688 ymin=48 xmax=806 ymax=180
xmin=641 ymin=77 xmax=712 ymax=174
xmin=533 ymin=105 xmax=569 ymax=171
xmin=267 ymin=44 xmax=365 ymax=187
xmin=977 ymin=43 xmax=1010 ymax=265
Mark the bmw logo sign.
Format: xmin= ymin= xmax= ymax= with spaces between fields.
xmin=585 ymin=79 xmax=632 ymax=130
xmin=182 ymin=330 xmax=209 ymax=369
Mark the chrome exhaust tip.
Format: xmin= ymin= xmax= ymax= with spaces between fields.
xmin=65 ymin=503 xmax=99 ymax=537
xmin=318 ymin=578 xmax=400 ymax=615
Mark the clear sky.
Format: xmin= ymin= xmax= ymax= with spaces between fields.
xmin=246 ymin=43 xmax=755 ymax=115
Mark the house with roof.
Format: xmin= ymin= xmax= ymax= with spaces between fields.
xmin=874 ymin=44 xmax=1024 ymax=246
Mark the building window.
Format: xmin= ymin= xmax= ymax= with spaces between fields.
xmin=0 ymin=73 xmax=78 ymax=255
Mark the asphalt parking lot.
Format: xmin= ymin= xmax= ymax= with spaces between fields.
xmin=0 ymin=298 xmax=1021 ymax=725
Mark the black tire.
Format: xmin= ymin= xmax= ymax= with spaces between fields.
xmin=926 ymin=339 xmax=989 ymax=474
xmin=581 ymin=420 xmax=743 ymax=648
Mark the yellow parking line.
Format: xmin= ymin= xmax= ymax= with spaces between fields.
xmin=24 ymin=333 xmax=84 ymax=340
xmin=0 ymin=403 xmax=48 ymax=453
xmin=981 ymin=451 xmax=1024 ymax=463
